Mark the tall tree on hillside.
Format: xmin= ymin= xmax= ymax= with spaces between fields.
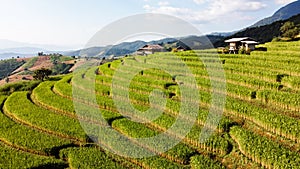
xmin=33 ymin=68 xmax=52 ymax=81
xmin=280 ymin=21 xmax=299 ymax=39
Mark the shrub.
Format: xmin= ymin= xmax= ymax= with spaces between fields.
xmin=239 ymin=46 xmax=246 ymax=54
xmin=245 ymin=48 xmax=251 ymax=55
xmin=272 ymin=37 xmax=281 ymax=42
xmin=33 ymin=68 xmax=52 ymax=81
xmin=0 ymin=81 xmax=40 ymax=94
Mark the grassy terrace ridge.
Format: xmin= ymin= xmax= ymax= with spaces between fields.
xmin=40 ymin=74 xmax=231 ymax=160
xmin=0 ymin=96 xmax=73 ymax=156
xmin=103 ymin=63 xmax=300 ymax=114
xmin=55 ymin=41 xmax=299 ymax=166
xmin=97 ymin=54 xmax=300 ymax=113
xmin=0 ymin=142 xmax=66 ymax=169
xmin=3 ymin=91 xmax=87 ymax=142
xmin=32 ymin=81 xmax=76 ymax=115
xmin=20 ymin=77 xmax=227 ymax=166
xmin=59 ymin=147 xmax=130 ymax=169
xmin=230 ymin=126 xmax=300 ymax=169
xmin=56 ymin=68 xmax=232 ymax=134
xmin=190 ymin=155 xmax=225 ymax=169
xmin=0 ymin=40 xmax=299 ymax=168
xmin=95 ymin=58 xmax=300 ymax=143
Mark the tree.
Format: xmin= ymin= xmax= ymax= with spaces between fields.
xmin=33 ymin=68 xmax=52 ymax=81
xmin=280 ymin=21 xmax=299 ymax=39
xmin=171 ymin=48 xmax=178 ymax=53
xmin=38 ymin=52 xmax=44 ymax=56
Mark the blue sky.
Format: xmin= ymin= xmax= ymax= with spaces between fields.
xmin=0 ymin=0 xmax=297 ymax=49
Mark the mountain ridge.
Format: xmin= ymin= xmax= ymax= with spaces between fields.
xmin=1 ymin=1 xmax=299 ymax=58
xmin=250 ymin=0 xmax=300 ymax=28
xmin=213 ymin=13 xmax=300 ymax=47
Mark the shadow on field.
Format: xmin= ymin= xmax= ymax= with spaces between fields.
xmin=107 ymin=116 xmax=124 ymax=126
xmin=48 ymin=77 xmax=63 ymax=81
xmin=30 ymin=163 xmax=68 ymax=169
xmin=49 ymin=143 xmax=78 ymax=158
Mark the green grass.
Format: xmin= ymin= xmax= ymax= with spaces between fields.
xmin=22 ymin=57 xmax=38 ymax=69
xmin=59 ymin=147 xmax=129 ymax=169
xmin=230 ymin=126 xmax=300 ymax=169
xmin=1 ymin=40 xmax=300 ymax=168
xmin=4 ymin=91 xmax=87 ymax=141
xmin=0 ymin=143 xmax=66 ymax=169
xmin=32 ymin=81 xmax=75 ymax=114
xmin=190 ymin=155 xmax=225 ymax=169
xmin=0 ymin=95 xmax=73 ymax=155
xmin=0 ymin=80 xmax=40 ymax=95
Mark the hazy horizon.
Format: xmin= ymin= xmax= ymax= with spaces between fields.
xmin=0 ymin=0 xmax=297 ymax=50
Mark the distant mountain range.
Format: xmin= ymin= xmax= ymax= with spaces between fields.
xmin=64 ymin=36 xmax=224 ymax=58
xmin=0 ymin=1 xmax=298 ymax=59
xmin=64 ymin=40 xmax=159 ymax=57
xmin=0 ymin=53 xmax=33 ymax=60
xmin=208 ymin=32 xmax=236 ymax=37
xmin=0 ymin=39 xmax=80 ymax=59
xmin=0 ymin=47 xmax=61 ymax=60
xmin=251 ymin=0 xmax=300 ymax=28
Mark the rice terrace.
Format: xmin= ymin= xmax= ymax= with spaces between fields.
xmin=1 ymin=1 xmax=300 ymax=169
xmin=0 ymin=40 xmax=299 ymax=168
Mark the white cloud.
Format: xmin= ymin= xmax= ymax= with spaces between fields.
xmin=274 ymin=0 xmax=297 ymax=5
xmin=143 ymin=4 xmax=152 ymax=10
xmin=144 ymin=5 xmax=206 ymax=22
xmin=143 ymin=0 xmax=266 ymax=24
xmin=193 ymin=0 xmax=208 ymax=4
xmin=207 ymin=0 xmax=266 ymax=14
xmin=158 ymin=1 xmax=170 ymax=6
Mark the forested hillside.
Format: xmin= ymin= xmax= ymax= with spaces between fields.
xmin=0 ymin=59 xmax=25 ymax=80
xmin=214 ymin=14 xmax=300 ymax=47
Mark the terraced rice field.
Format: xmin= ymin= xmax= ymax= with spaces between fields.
xmin=0 ymin=41 xmax=299 ymax=168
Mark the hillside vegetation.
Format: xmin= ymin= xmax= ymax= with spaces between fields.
xmin=0 ymin=59 xmax=25 ymax=80
xmin=0 ymin=41 xmax=299 ymax=168
xmin=214 ymin=13 xmax=300 ymax=47
xmin=0 ymin=55 xmax=75 ymax=85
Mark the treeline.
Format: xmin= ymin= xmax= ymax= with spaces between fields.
xmin=214 ymin=13 xmax=300 ymax=47
xmin=0 ymin=59 xmax=25 ymax=80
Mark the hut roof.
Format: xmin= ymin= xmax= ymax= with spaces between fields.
xmin=241 ymin=40 xmax=258 ymax=44
xmin=139 ymin=44 xmax=164 ymax=50
xmin=225 ymin=37 xmax=255 ymax=43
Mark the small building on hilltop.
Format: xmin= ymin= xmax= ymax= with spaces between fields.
xmin=136 ymin=44 xmax=165 ymax=55
xmin=225 ymin=37 xmax=258 ymax=54
xmin=176 ymin=45 xmax=190 ymax=52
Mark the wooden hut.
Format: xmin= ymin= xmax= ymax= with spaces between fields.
xmin=225 ymin=37 xmax=258 ymax=54
xmin=136 ymin=44 xmax=165 ymax=55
